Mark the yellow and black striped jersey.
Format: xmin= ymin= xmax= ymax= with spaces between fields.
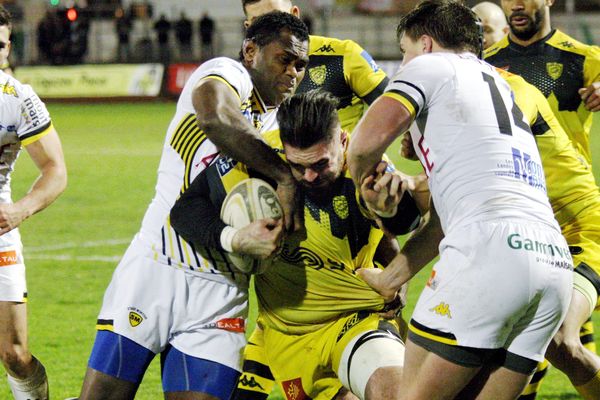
xmin=138 ymin=57 xmax=277 ymax=282
xmin=485 ymin=30 xmax=600 ymax=164
xmin=170 ymin=134 xmax=391 ymax=335
xmin=298 ymin=35 xmax=389 ymax=132
xmin=498 ymin=68 xmax=600 ymax=228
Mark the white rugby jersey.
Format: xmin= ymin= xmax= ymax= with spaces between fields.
xmin=137 ymin=57 xmax=278 ymax=281
xmin=0 ymin=71 xmax=52 ymax=204
xmin=385 ymin=52 xmax=557 ymax=234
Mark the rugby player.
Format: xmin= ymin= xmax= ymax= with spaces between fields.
xmin=236 ymin=2 xmax=391 ymax=398
xmin=171 ymin=90 xmax=421 ymax=400
xmin=349 ymin=2 xmax=573 ymax=398
xmin=0 ymin=6 xmax=67 ymax=399
xmin=485 ymin=0 xmax=600 ymax=165
xmin=78 ymin=12 xmax=308 ymax=400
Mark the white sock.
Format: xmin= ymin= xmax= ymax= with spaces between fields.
xmin=6 ymin=358 xmax=49 ymax=400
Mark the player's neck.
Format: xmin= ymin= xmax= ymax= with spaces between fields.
xmin=508 ymin=24 xmax=552 ymax=47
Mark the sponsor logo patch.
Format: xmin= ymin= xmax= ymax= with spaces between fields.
xmin=0 ymin=250 xmax=18 ymax=266
xmin=282 ymin=377 xmax=308 ymax=400
xmin=216 ymin=157 xmax=237 ymax=176
xmin=360 ymin=50 xmax=380 ymax=72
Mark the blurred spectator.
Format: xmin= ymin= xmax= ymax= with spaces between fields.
xmin=64 ymin=7 xmax=90 ymax=64
xmin=154 ymin=14 xmax=171 ymax=63
xmin=199 ymin=11 xmax=215 ymax=60
xmin=174 ymin=12 xmax=193 ymax=61
xmin=115 ymin=6 xmax=133 ymax=62
xmin=37 ymin=9 xmax=66 ymax=64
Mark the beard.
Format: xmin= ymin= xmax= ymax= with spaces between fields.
xmin=509 ymin=8 xmax=545 ymax=41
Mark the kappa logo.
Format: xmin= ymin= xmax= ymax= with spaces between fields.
xmin=316 ymin=44 xmax=334 ymax=53
xmin=239 ymin=374 xmax=265 ymax=390
xmin=546 ymin=62 xmax=563 ymax=80
xmin=558 ymin=40 xmax=574 ymax=48
xmin=1 ymin=82 xmax=17 ymax=98
xmin=309 ymin=65 xmax=327 ymax=86
xmin=430 ymin=302 xmax=452 ymax=319
xmin=282 ymin=378 xmax=308 ymax=400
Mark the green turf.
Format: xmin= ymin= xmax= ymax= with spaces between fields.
xmin=0 ymin=103 xmax=597 ymax=399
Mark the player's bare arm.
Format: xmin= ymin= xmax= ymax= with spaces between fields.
xmin=192 ymin=78 xmax=299 ymax=230
xmin=0 ymin=128 xmax=66 ymax=235
xmin=357 ymin=202 xmax=443 ymax=301
xmin=232 ymin=218 xmax=283 ymax=259
xmin=347 ymin=96 xmax=413 ymax=186
xmin=579 ymin=81 xmax=600 ymax=112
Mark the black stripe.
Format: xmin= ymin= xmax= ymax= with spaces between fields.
xmin=161 ymin=227 xmax=166 ymax=257
xmin=170 ymin=114 xmax=196 ymax=149
xmin=172 ymin=119 xmax=198 ymax=152
xmin=410 ymin=318 xmax=457 ymax=340
xmin=231 ymin=390 xmax=269 ymax=400
xmin=174 ymin=231 xmax=185 ymax=264
xmin=529 ymin=365 xmax=548 ymax=384
xmin=188 ymin=241 xmax=202 ymax=270
xmin=205 ymin=74 xmax=240 ymax=98
xmin=575 ymin=261 xmax=600 ymax=295
xmin=392 ymin=79 xmax=426 ymax=105
xmin=362 ymin=77 xmax=389 ymax=105
xmin=20 ymin=120 xmax=52 ymax=142
xmin=530 ymin=112 xmax=550 ymax=136
xmin=387 ymin=88 xmax=420 ymax=116
xmin=242 ymin=360 xmax=275 ymax=380
xmin=580 ymin=334 xmax=595 ymax=345
xmin=97 ymin=319 xmax=114 ymax=325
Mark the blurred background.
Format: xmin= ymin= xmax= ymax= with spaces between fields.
xmin=3 ymin=0 xmax=600 ymax=99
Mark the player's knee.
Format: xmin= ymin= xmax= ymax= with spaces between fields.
xmin=337 ymin=330 xmax=404 ymax=399
xmin=549 ymin=330 xmax=587 ymax=367
xmin=0 ymin=343 xmax=31 ymax=374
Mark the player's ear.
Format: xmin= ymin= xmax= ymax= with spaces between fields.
xmin=242 ymin=39 xmax=257 ymax=63
xmin=291 ymin=6 xmax=300 ymax=17
xmin=421 ymin=35 xmax=433 ymax=54
xmin=243 ymin=19 xmax=251 ymax=29
xmin=545 ymin=0 xmax=555 ymax=7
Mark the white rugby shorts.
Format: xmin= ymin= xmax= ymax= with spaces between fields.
xmin=411 ymin=220 xmax=573 ymax=362
xmin=0 ymin=230 xmax=26 ymax=302
xmin=97 ymin=237 xmax=249 ymax=371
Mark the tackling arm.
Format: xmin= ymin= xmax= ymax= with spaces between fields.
xmin=347 ymin=96 xmax=414 ymax=186
xmin=0 ymin=128 xmax=67 ymax=236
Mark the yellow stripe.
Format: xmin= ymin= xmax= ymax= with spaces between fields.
xmin=96 ymin=325 xmax=114 ymax=332
xmin=408 ymin=323 xmax=458 ymax=346
xmin=383 ymin=92 xmax=416 ymax=119
xmin=202 ymin=76 xmax=240 ymax=100
xmin=170 ymin=114 xmax=197 ymax=150
xmin=22 ymin=123 xmax=53 ymax=147
xmin=182 ymin=135 xmax=208 ymax=191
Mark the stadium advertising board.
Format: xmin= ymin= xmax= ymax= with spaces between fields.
xmin=15 ymin=64 xmax=164 ymax=98
xmin=167 ymin=63 xmax=201 ymax=96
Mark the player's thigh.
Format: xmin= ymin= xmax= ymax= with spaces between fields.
xmin=476 ymin=366 xmax=532 ymax=400
xmin=335 ymin=313 xmax=404 ymax=399
xmin=0 ymin=242 xmax=28 ymax=350
xmin=0 ymin=301 xmax=28 ymax=349
xmin=401 ymin=338 xmax=480 ymax=400
xmin=80 ymin=367 xmax=140 ymax=400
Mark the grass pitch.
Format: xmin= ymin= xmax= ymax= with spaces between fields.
xmin=0 ymin=102 xmax=597 ymax=399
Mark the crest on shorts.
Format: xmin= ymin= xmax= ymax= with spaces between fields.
xmin=546 ymin=62 xmax=563 ymax=80
xmin=309 ymin=65 xmax=327 ymax=86
xmin=129 ymin=311 xmax=144 ymax=327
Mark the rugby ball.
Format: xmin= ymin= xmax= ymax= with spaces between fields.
xmin=220 ymin=178 xmax=283 ymax=274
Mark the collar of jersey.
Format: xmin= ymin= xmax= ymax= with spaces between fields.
xmin=508 ymin=28 xmax=557 ymax=53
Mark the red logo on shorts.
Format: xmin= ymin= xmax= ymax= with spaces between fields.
xmin=426 ymin=270 xmax=436 ymax=287
xmin=282 ymin=378 xmax=308 ymax=400
xmin=0 ymin=250 xmax=17 ymax=267
xmin=215 ymin=318 xmax=245 ymax=333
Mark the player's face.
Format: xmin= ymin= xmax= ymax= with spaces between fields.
xmin=244 ymin=0 xmax=299 ymax=28
xmin=247 ymin=31 xmax=309 ymax=106
xmin=501 ymin=0 xmax=546 ymax=41
xmin=285 ymin=128 xmax=346 ymax=195
xmin=399 ymin=33 xmax=425 ymax=66
xmin=0 ymin=25 xmax=11 ymax=65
